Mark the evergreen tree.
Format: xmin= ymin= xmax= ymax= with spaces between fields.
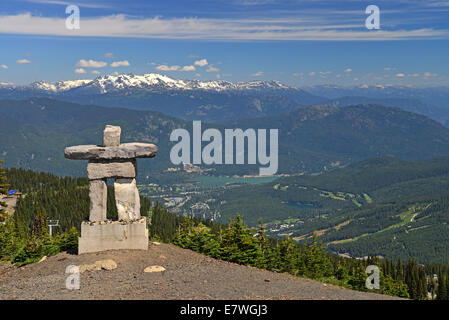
xmin=219 ymin=215 xmax=263 ymax=266
xmin=0 ymin=160 xmax=8 ymax=218
xmin=255 ymin=219 xmax=276 ymax=270
xmin=437 ymin=270 xmax=448 ymax=300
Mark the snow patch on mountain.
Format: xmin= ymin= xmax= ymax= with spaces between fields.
xmin=27 ymin=73 xmax=295 ymax=94
xmin=31 ymin=79 xmax=92 ymax=92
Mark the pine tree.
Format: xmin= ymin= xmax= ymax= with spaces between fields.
xmin=219 ymin=215 xmax=262 ymax=266
xmin=255 ymin=219 xmax=275 ymax=270
xmin=437 ymin=270 xmax=448 ymax=300
xmin=396 ymin=257 xmax=403 ymax=281
xmin=405 ymin=259 xmax=420 ymax=299
xmin=417 ymin=266 xmax=428 ymax=300
xmin=0 ymin=160 xmax=8 ymax=218
xmin=278 ymin=235 xmax=298 ymax=274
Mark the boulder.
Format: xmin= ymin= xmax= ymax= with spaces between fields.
xmin=64 ymin=142 xmax=158 ymax=160
xmin=144 ymin=265 xmax=166 ymax=273
xmin=79 ymin=259 xmax=117 ymax=273
xmin=87 ymin=160 xmax=137 ymax=180
xmin=98 ymin=259 xmax=118 ymax=271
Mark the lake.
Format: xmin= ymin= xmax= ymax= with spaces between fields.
xmin=192 ymin=175 xmax=279 ymax=187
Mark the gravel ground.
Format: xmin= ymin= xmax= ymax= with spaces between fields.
xmin=0 ymin=242 xmax=403 ymax=300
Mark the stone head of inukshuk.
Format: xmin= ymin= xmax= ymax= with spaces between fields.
xmin=64 ymin=125 xmax=158 ymax=254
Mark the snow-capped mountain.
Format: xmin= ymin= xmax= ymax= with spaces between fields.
xmin=30 ymin=79 xmax=92 ymax=92
xmin=27 ymin=73 xmax=294 ymax=94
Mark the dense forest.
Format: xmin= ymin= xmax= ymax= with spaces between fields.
xmin=1 ymin=164 xmax=449 ymax=299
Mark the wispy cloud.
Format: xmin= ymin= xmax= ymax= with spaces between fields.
xmin=0 ymin=13 xmax=447 ymax=41
xmin=206 ymin=66 xmax=220 ymax=72
xmin=16 ymin=59 xmax=31 ymax=64
xmin=252 ymin=71 xmax=264 ymax=76
xmin=194 ymin=59 xmax=208 ymax=67
xmin=156 ymin=64 xmax=196 ymax=72
xmin=110 ymin=60 xmax=130 ymax=67
xmin=74 ymin=68 xmax=86 ymax=74
xmin=76 ymin=59 xmax=107 ymax=68
xmin=21 ymin=0 xmax=111 ymax=9
xmin=0 ymin=64 xmax=8 ymax=69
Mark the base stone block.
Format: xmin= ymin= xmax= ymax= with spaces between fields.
xmin=78 ymin=217 xmax=148 ymax=254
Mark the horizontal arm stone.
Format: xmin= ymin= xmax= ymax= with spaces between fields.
xmin=64 ymin=142 xmax=158 ymax=160
xmin=87 ymin=159 xmax=137 ymax=180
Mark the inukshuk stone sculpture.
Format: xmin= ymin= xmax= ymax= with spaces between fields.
xmin=64 ymin=125 xmax=158 ymax=254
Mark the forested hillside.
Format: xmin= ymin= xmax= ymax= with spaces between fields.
xmin=4 ymin=99 xmax=449 ymax=179
xmin=209 ymin=157 xmax=449 ymax=264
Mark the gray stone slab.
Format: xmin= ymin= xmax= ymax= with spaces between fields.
xmin=89 ymin=179 xmax=107 ymax=222
xmin=87 ymin=160 xmax=137 ymax=180
xmin=64 ymin=142 xmax=158 ymax=160
xmin=103 ymin=125 xmax=121 ymax=147
xmin=78 ymin=218 xmax=148 ymax=254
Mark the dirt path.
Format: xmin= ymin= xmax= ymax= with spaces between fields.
xmin=0 ymin=243 xmax=402 ymax=300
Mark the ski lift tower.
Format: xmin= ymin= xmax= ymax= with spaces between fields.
xmin=47 ymin=219 xmax=60 ymax=237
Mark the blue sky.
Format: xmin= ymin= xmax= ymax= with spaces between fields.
xmin=0 ymin=0 xmax=448 ymax=86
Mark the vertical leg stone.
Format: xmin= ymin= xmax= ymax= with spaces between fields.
xmin=114 ymin=178 xmax=141 ymax=220
xmin=89 ymin=179 xmax=107 ymax=222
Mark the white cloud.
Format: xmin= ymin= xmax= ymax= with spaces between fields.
xmin=308 ymin=72 xmax=316 ymax=76
xmin=206 ymin=66 xmax=220 ymax=73
xmin=91 ymin=70 xmax=100 ymax=74
xmin=110 ymin=60 xmax=130 ymax=67
xmin=77 ymin=59 xmax=107 ymax=68
xmin=1 ymin=13 xmax=447 ymax=41
xmin=344 ymin=68 xmax=352 ymax=73
xmin=181 ymin=65 xmax=196 ymax=72
xmin=22 ymin=0 xmax=110 ymax=8
xmin=396 ymin=73 xmax=405 ymax=77
xmin=0 ymin=82 xmax=13 ymax=85
xmin=252 ymin=71 xmax=264 ymax=77
xmin=156 ymin=65 xmax=180 ymax=71
xmin=104 ymin=52 xmax=114 ymax=58
xmin=423 ymin=72 xmax=438 ymax=77
xmin=0 ymin=65 xmax=8 ymax=69
xmin=194 ymin=59 xmax=208 ymax=67
xmin=75 ymin=68 xmax=86 ymax=74
xmin=155 ymin=64 xmax=195 ymax=72
xmin=16 ymin=59 xmax=31 ymax=64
